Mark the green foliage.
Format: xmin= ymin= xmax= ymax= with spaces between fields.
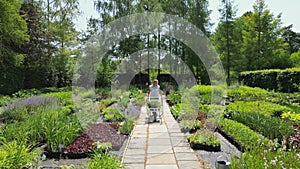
xmin=226 ymin=101 xmax=292 ymax=117
xmin=43 ymin=111 xmax=82 ymax=152
xmin=101 ymin=107 xmax=124 ymax=122
xmin=96 ymin=61 xmax=117 ymax=88
xmin=42 ymin=91 xmax=73 ymax=105
xmin=1 ymin=96 xmax=57 ymax=123
xmin=220 ymin=119 xmax=269 ymax=149
xmin=11 ymin=88 xmax=41 ymax=98
xmin=180 ymin=120 xmax=202 ymax=130
xmin=88 ymin=142 xmax=124 ymax=169
xmin=170 ymin=103 xmax=182 ymax=119
xmin=0 ymin=105 xmax=82 ymax=151
xmin=230 ymin=110 xmax=294 ymax=142
xmin=0 ymin=0 xmax=29 ymax=95
xmin=290 ymin=51 xmax=300 ymax=67
xmin=227 ymin=86 xmax=268 ymax=101
xmin=98 ymin=98 xmax=116 ymax=111
xmin=119 ymin=119 xmax=134 ymax=135
xmin=281 ymin=112 xmax=300 ymax=122
xmin=130 ymin=88 xmax=145 ymax=106
xmin=239 ymin=68 xmax=300 ymax=93
xmin=0 ymin=140 xmax=37 ymax=169
xmin=147 ymin=100 xmax=160 ymax=108
xmin=0 ymin=96 xmax=13 ymax=107
xmin=230 ymin=140 xmax=300 ymax=169
xmin=166 ymin=91 xmax=181 ymax=105
xmin=187 ymin=130 xmax=220 ymax=146
xmin=191 ymin=85 xmax=224 ymax=104
xmin=118 ymin=92 xmax=131 ymax=109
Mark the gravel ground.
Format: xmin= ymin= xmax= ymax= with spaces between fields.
xmin=197 ymin=132 xmax=241 ymax=169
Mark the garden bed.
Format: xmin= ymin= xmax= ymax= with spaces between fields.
xmin=45 ymin=123 xmax=126 ymax=159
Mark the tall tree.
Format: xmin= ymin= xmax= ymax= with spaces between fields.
xmin=0 ymin=0 xmax=29 ymax=94
xmin=239 ymin=0 xmax=289 ymax=70
xmin=282 ymin=25 xmax=300 ymax=54
xmin=213 ymin=0 xmax=238 ymax=85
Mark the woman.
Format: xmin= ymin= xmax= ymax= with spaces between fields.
xmin=147 ymin=79 xmax=161 ymax=98
xmin=147 ymin=79 xmax=161 ymax=122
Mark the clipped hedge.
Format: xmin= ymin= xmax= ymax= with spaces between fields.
xmin=239 ymin=68 xmax=300 ymax=93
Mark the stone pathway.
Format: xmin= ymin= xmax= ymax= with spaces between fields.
xmin=122 ymin=98 xmax=208 ymax=169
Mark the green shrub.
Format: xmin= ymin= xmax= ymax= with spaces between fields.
xmin=226 ymin=101 xmax=292 ymax=117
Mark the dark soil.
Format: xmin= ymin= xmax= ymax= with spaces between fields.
xmin=62 ymin=123 xmax=126 ymax=157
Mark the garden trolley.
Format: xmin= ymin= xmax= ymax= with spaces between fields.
xmin=145 ymin=96 xmax=163 ymax=124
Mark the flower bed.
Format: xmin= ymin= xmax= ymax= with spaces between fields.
xmin=62 ymin=123 xmax=126 ymax=159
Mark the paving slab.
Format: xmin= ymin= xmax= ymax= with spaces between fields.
xmin=122 ymin=97 xmax=206 ymax=169
xmin=148 ymin=132 xmax=171 ymax=139
xmin=125 ymin=164 xmax=145 ymax=169
xmin=177 ymin=160 xmax=204 ymax=169
xmin=146 ymin=165 xmax=178 ymax=169
xmin=175 ymin=152 xmax=199 ymax=161
xmin=173 ymin=146 xmax=194 ymax=153
xmin=148 ymin=138 xmax=172 ymax=146
xmin=146 ymin=153 xmax=176 ymax=164
xmin=147 ymin=145 xmax=173 ymax=154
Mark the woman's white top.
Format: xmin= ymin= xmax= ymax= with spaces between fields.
xmin=149 ymin=85 xmax=160 ymax=98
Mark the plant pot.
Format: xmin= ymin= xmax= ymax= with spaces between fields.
xmin=180 ymin=128 xmax=190 ymax=133
xmin=63 ymin=152 xmax=91 ymax=159
xmin=189 ymin=128 xmax=199 ymax=134
xmin=190 ymin=142 xmax=221 ymax=152
xmin=44 ymin=150 xmax=64 ymax=159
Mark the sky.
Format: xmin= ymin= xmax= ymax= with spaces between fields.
xmin=75 ymin=0 xmax=300 ymax=32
